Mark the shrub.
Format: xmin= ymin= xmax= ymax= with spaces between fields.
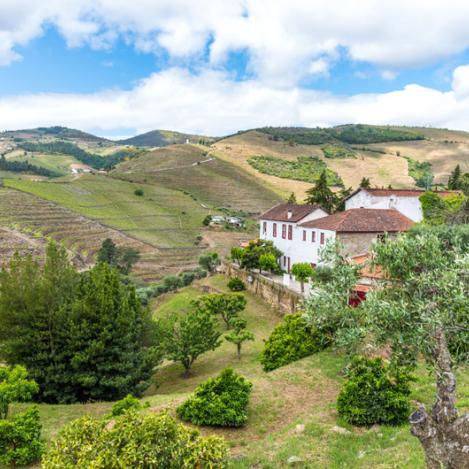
xmin=260 ymin=313 xmax=325 ymax=372
xmin=111 ymin=394 xmax=141 ymax=416
xmin=134 ymin=188 xmax=144 ymax=196
xmin=177 ymin=369 xmax=252 ymax=427
xmin=42 ymin=411 xmax=227 ymax=468
xmin=202 ymin=215 xmax=212 ymax=226
xmin=337 ymin=356 xmax=411 ymax=426
xmin=0 ymin=406 xmax=43 ymax=466
xmin=227 ymin=277 xmax=246 ymax=291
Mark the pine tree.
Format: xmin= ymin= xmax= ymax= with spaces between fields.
xmin=287 ymin=192 xmax=297 ymax=204
xmin=359 ymin=177 xmax=371 ymax=188
xmin=447 ymin=164 xmax=461 ymax=189
xmin=304 ymin=171 xmax=338 ymax=213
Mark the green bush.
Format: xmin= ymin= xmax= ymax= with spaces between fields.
xmin=42 ymin=411 xmax=227 ymax=468
xmin=337 ymin=356 xmax=411 ymax=426
xmin=111 ymin=394 xmax=141 ymax=416
xmin=0 ymin=406 xmax=43 ymax=466
xmin=260 ymin=313 xmax=325 ymax=372
xmin=134 ymin=188 xmax=144 ymax=196
xmin=321 ymin=144 xmax=356 ymax=159
xmin=176 ymin=368 xmax=252 ymax=427
xmin=227 ymin=277 xmax=246 ymax=291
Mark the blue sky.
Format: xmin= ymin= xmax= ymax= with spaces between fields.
xmin=1 ymin=1 xmax=469 ymax=136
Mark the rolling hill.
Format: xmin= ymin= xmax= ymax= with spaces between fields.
xmin=118 ymin=129 xmax=213 ymax=147
xmin=212 ymin=125 xmax=469 ymax=199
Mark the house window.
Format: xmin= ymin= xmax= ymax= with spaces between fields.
xmin=320 ymin=232 xmax=325 ymax=245
xmin=302 ymin=230 xmax=306 ymax=241
xmin=288 ymin=225 xmax=293 ymax=240
xmin=262 ymin=221 xmax=267 ymax=234
xmin=273 ymin=223 xmax=277 ymax=237
xmin=311 ymin=231 xmax=316 ymax=243
xmin=282 ymin=224 xmax=287 ymax=239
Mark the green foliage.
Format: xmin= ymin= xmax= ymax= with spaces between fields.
xmin=202 ymin=214 xmax=212 ymax=226
xmin=110 ymin=394 xmax=141 ymax=416
xmin=304 ymin=170 xmax=339 ymax=212
xmin=0 ymin=155 xmax=59 ymax=177
xmin=225 ymin=318 xmax=254 ymax=359
xmin=405 ymin=157 xmax=433 ymax=188
xmin=321 ymin=144 xmax=356 ymax=159
xmin=248 ymin=155 xmax=343 ymax=186
xmin=136 ymin=267 xmax=207 ymax=305
xmin=97 ymin=238 xmax=140 ymax=274
xmin=303 ymin=241 xmax=363 ymax=351
xmin=227 ymin=277 xmax=246 ymax=291
xmin=193 ymin=292 xmax=247 ymax=329
xmin=359 ymin=177 xmax=371 ymax=188
xmin=337 ymin=356 xmax=411 ymax=426
xmin=291 ymin=263 xmax=314 ymax=292
xmin=257 ymin=125 xmax=424 ymax=145
xmin=0 ymin=406 xmax=43 ymax=466
xmin=42 ymin=411 xmax=228 ymax=468
xmin=0 ymin=243 xmax=161 ymax=403
xmin=259 ymin=253 xmax=278 ymax=273
xmin=260 ymin=313 xmax=325 ymax=372
xmin=239 ymin=239 xmax=282 ymax=272
xmin=230 ymin=246 xmax=244 ymax=263
xmin=198 ymin=252 xmax=220 ymax=273
xmin=287 ymin=192 xmax=297 ymax=203
xmin=177 ymin=368 xmax=252 ymax=427
xmin=164 ymin=308 xmax=222 ymax=376
xmin=134 ymin=188 xmax=144 ymax=196
xmin=0 ymin=365 xmax=38 ymax=419
xmin=420 ymin=191 xmax=466 ymax=225
xmin=19 ymin=140 xmax=136 ymax=170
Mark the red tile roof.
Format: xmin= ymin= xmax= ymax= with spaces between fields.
xmin=259 ymin=203 xmax=326 ymax=222
xmin=345 ymin=187 xmax=461 ymax=200
xmin=299 ymin=208 xmax=414 ymax=233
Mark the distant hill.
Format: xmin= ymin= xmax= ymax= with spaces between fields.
xmin=212 ymin=125 xmax=469 ymax=199
xmin=118 ymin=129 xmax=213 ymax=147
xmin=1 ymin=126 xmax=108 ymax=143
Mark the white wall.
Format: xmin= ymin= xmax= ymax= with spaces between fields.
xmin=259 ymin=213 xmax=334 ymax=270
xmin=345 ymin=191 xmax=423 ymax=221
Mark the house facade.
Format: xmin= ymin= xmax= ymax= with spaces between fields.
xmin=259 ymin=203 xmax=414 ymax=272
xmin=259 ymin=203 xmax=329 ymax=271
xmin=344 ymin=188 xmax=460 ymax=222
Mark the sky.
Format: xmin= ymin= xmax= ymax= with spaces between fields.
xmin=2 ymin=1 xmax=469 ymax=138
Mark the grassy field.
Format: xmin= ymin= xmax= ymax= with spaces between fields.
xmin=10 ymin=274 xmax=468 ymax=468
xmin=4 ymin=150 xmax=81 ymax=176
xmin=114 ymin=144 xmax=282 ymax=213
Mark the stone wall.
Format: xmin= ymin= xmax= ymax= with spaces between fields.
xmin=224 ymin=263 xmax=303 ymax=315
xmin=338 ymin=232 xmax=378 ymax=257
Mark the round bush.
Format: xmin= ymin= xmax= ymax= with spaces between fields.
xmin=260 ymin=313 xmax=326 ymax=372
xmin=176 ymin=368 xmax=252 ymax=427
xmin=42 ymin=411 xmax=227 ymax=468
xmin=337 ymin=356 xmax=411 ymax=426
xmin=227 ymin=277 xmax=246 ymax=291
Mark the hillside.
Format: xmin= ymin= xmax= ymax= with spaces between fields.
xmin=0 ymin=126 xmax=108 ymax=143
xmin=113 ymin=143 xmax=282 ymax=213
xmin=10 ymin=274 xmax=469 ymax=468
xmin=213 ymin=126 xmax=469 ymax=199
xmin=118 ymin=129 xmax=213 ymax=147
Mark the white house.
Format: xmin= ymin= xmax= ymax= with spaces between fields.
xmin=259 ymin=203 xmax=329 ymax=271
xmin=344 ymin=188 xmax=460 ymax=222
xmin=259 ymin=203 xmax=414 ymax=272
xmin=70 ymin=163 xmax=92 ymax=174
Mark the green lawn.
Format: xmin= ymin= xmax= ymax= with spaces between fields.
xmin=5 ymin=174 xmax=211 ymax=248
xmin=8 ymin=275 xmax=469 ymax=468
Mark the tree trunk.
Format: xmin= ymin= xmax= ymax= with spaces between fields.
xmin=237 ymin=343 xmax=241 ymax=360
xmin=409 ymin=328 xmax=469 ymax=468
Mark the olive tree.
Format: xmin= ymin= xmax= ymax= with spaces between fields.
xmin=304 ymin=229 xmax=469 ymax=469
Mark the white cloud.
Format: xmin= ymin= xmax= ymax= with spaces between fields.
xmin=1 ymin=65 xmax=469 ymax=136
xmin=2 ymin=1 xmax=469 ymax=84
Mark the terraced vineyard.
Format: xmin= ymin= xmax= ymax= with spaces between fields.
xmin=0 ymin=186 xmax=204 ymax=282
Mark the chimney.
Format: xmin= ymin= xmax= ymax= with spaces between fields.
xmin=287 ymin=210 xmax=293 ymax=220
